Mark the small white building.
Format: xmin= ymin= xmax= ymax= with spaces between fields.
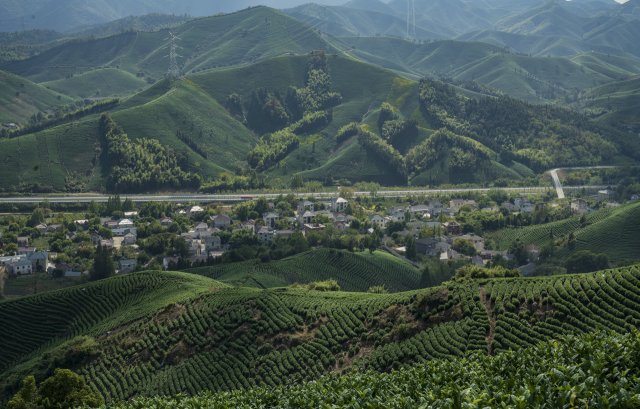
xmin=333 ymin=197 xmax=349 ymax=213
xmin=0 ymin=255 xmax=33 ymax=275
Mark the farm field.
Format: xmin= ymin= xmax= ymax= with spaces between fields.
xmin=2 ymin=265 xmax=640 ymax=403
xmin=186 ymin=249 xmax=422 ymax=292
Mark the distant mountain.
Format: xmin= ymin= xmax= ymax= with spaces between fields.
xmin=286 ymin=3 xmax=449 ymax=40
xmin=71 ymin=13 xmax=192 ymax=39
xmin=2 ymin=7 xmax=332 ymax=83
xmin=460 ymin=1 xmax=640 ymax=57
xmin=0 ymin=0 xmax=345 ymax=32
xmin=337 ymin=36 xmax=640 ymax=102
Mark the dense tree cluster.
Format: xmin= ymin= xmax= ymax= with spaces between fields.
xmin=357 ymin=128 xmax=406 ymax=178
xmin=418 ymin=79 xmax=618 ymax=170
xmin=405 ymin=129 xmax=493 ymax=176
xmin=99 ymin=115 xmax=201 ymax=193
xmin=247 ymin=129 xmax=300 ymax=170
xmin=9 ymin=369 xmax=102 ymax=409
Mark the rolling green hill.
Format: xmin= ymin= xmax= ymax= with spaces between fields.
xmin=581 ymin=75 xmax=640 ymax=129
xmin=0 ymin=69 xmax=72 ymax=125
xmin=3 ymin=265 xmax=640 ymax=404
xmin=41 ymin=68 xmax=148 ymax=99
xmin=338 ymin=37 xmax=640 ymax=102
xmin=186 ymin=249 xmax=422 ymax=292
xmin=488 ymin=201 xmax=640 ymax=263
xmin=0 ymin=51 xmax=637 ymax=193
xmin=2 ymin=7 xmax=333 ymax=84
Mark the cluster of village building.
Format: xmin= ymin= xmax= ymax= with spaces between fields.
xmin=1 ymin=189 xmax=632 ymax=280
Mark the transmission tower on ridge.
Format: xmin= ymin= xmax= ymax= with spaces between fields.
xmin=167 ymin=31 xmax=181 ymax=79
xmin=406 ymin=0 xmax=416 ymax=40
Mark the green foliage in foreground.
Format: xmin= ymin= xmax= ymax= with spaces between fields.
xmin=10 ymin=369 xmax=102 ymax=409
xmin=100 ymin=330 xmax=640 ymax=409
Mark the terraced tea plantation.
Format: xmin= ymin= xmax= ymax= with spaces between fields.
xmin=187 ymin=249 xmax=422 ymax=292
xmin=488 ymin=201 xmax=640 ymax=262
xmin=103 ymin=330 xmax=640 ymax=409
xmin=2 ymin=265 xmax=640 ymax=404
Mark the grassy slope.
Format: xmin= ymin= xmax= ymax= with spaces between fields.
xmin=41 ymin=68 xmax=147 ymax=99
xmin=2 ymin=7 xmax=332 ymax=84
xmin=0 ymin=70 xmax=72 ymax=125
xmin=583 ymin=75 xmax=640 ymax=127
xmin=488 ymin=201 xmax=640 ymax=262
xmin=0 ymin=120 xmax=102 ymax=192
xmin=2 ymin=265 xmax=640 ymax=403
xmin=112 ymin=78 xmax=257 ymax=178
xmin=186 ymin=249 xmax=421 ymax=292
xmin=340 ymin=37 xmax=640 ymax=102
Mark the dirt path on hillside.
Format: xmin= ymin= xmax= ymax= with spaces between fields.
xmin=479 ymin=286 xmax=496 ymax=356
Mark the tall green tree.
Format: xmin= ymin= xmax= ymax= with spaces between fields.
xmin=91 ymin=245 xmax=114 ymax=281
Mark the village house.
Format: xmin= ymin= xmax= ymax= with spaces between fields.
xmin=388 ymin=207 xmax=407 ymax=223
xmin=35 ymin=223 xmax=48 ymax=235
xmin=571 ymin=199 xmax=590 ymax=214
xmin=160 ymin=217 xmax=173 ymax=227
xmin=332 ymin=197 xmax=349 ymax=213
xmin=409 ymin=205 xmax=431 ymax=218
xmin=238 ymin=220 xmax=256 ymax=233
xmin=124 ymin=211 xmax=139 ymax=219
xmin=301 ymin=210 xmax=315 ymax=225
xmin=118 ymin=219 xmax=135 ymax=229
xmin=258 ymin=226 xmax=275 ymax=243
xmin=104 ymin=220 xmax=119 ymax=229
xmin=449 ymin=199 xmax=477 ymax=213
xmin=297 ymin=200 xmax=315 ymax=214
xmin=74 ymin=219 xmax=90 ymax=229
xmin=118 ymin=259 xmax=138 ymax=274
xmin=443 ymin=221 xmax=461 ymax=235
xmin=212 ymin=214 xmax=232 ymax=229
xmin=0 ymin=255 xmax=33 ymax=275
xmin=18 ymin=249 xmax=49 ymax=272
xmin=263 ymin=212 xmax=280 ymax=229
xmin=416 ymin=237 xmax=439 ymax=256
xmin=189 ymin=206 xmax=205 ymax=215
xmin=194 ymin=222 xmax=209 ymax=232
xmin=123 ymin=233 xmax=137 ymax=246
xmin=369 ymin=215 xmax=387 ymax=230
